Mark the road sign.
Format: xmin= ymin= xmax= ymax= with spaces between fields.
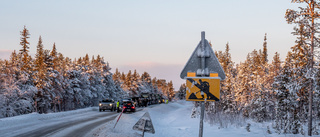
xmin=180 ymin=32 xmax=225 ymax=80
xmin=186 ymin=77 xmax=220 ymax=101
xmin=180 ymin=31 xmax=225 ymax=137
xmin=133 ymin=112 xmax=155 ymax=136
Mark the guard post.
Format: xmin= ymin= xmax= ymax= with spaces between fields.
xmin=180 ymin=31 xmax=225 ymax=137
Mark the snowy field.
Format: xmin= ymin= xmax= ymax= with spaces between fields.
xmin=91 ymin=101 xmax=306 ymax=137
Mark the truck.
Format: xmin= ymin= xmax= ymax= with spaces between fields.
xmin=99 ymin=99 xmax=116 ymax=112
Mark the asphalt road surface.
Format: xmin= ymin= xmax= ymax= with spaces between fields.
xmin=10 ymin=107 xmax=145 ymax=137
xmin=12 ymin=110 xmax=119 ymax=137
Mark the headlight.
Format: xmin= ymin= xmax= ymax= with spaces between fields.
xmin=99 ymin=103 xmax=102 ymax=106
xmin=109 ymin=104 xmax=112 ymax=106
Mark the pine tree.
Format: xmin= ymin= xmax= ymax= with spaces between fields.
xmin=120 ymin=72 xmax=126 ymax=82
xmin=273 ymin=61 xmax=293 ymax=134
xmin=177 ymin=84 xmax=186 ymax=100
xmin=34 ymin=36 xmax=47 ymax=89
xmin=140 ymin=71 xmax=153 ymax=94
xmin=34 ymin=36 xmax=50 ymax=114
xmin=248 ymin=40 xmax=274 ymax=122
xmin=290 ymin=23 xmax=310 ymax=128
xmin=273 ymin=51 xmax=308 ymax=134
xmin=141 ymin=72 xmax=151 ymax=83
xmin=235 ymin=54 xmax=253 ymax=117
xmin=291 ymin=24 xmax=309 ymax=68
xmin=222 ymin=42 xmax=231 ymax=72
xmin=124 ymin=70 xmax=133 ymax=95
xmin=95 ymin=55 xmax=103 ymax=70
xmin=270 ymin=52 xmax=281 ymax=79
xmin=44 ymin=49 xmax=53 ymax=70
xmin=262 ymin=33 xmax=268 ymax=64
xmin=273 ymin=51 xmax=306 ymax=134
xmin=48 ymin=43 xmax=63 ymax=112
xmin=112 ymin=68 xmax=121 ymax=84
xmin=132 ymin=70 xmax=140 ymax=95
xmin=210 ymin=43 xmax=237 ymax=116
xmin=167 ymin=81 xmax=174 ymax=101
xmin=286 ymin=1 xmax=320 ymax=135
xmin=19 ymin=26 xmax=32 ymax=73
xmin=84 ymin=54 xmax=90 ymax=66
xmin=50 ymin=43 xmax=59 ymax=70
xmin=9 ymin=50 xmax=20 ymax=78
xmin=268 ymin=52 xmax=281 ymax=114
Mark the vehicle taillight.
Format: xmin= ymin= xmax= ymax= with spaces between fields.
xmin=123 ymin=106 xmax=126 ymax=109
xmin=132 ymin=106 xmax=135 ymax=109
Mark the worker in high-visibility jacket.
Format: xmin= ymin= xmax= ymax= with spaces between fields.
xmin=116 ymin=100 xmax=120 ymax=113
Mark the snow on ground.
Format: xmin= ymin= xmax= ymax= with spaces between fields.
xmin=0 ymin=101 xmax=309 ymax=137
xmin=92 ymin=100 xmax=306 ymax=137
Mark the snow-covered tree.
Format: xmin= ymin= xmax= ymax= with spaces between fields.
xmin=0 ymin=27 xmax=139 ymax=117
xmin=285 ymin=1 xmax=320 ymax=135
xmin=19 ymin=26 xmax=32 ymax=73
xmin=262 ymin=33 xmax=268 ymax=64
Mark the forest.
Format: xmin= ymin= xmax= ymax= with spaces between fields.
xmin=176 ymin=1 xmax=320 ymax=135
xmin=0 ymin=26 xmax=175 ymax=118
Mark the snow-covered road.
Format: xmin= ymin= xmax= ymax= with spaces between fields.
xmin=0 ymin=108 xmax=119 ymax=137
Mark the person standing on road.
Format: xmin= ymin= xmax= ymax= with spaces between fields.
xmin=116 ymin=100 xmax=120 ymax=113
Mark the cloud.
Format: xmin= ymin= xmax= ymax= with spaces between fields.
xmin=0 ymin=49 xmax=13 ymax=60
xmin=114 ymin=62 xmax=185 ymax=90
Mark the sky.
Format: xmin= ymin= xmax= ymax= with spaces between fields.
xmin=0 ymin=0 xmax=300 ymax=90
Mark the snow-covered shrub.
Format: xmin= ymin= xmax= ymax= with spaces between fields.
xmin=267 ymin=126 xmax=272 ymax=134
xmin=246 ymin=123 xmax=251 ymax=132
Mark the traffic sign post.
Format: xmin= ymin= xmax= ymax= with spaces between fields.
xmin=180 ymin=31 xmax=225 ymax=137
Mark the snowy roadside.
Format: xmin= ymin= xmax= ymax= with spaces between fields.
xmin=0 ymin=101 xmax=307 ymax=137
xmin=91 ymin=101 xmax=305 ymax=137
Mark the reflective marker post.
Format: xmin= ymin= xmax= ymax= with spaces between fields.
xmin=114 ymin=107 xmax=125 ymax=129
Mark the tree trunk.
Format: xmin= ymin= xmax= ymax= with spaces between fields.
xmin=308 ymin=1 xmax=314 ymax=136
